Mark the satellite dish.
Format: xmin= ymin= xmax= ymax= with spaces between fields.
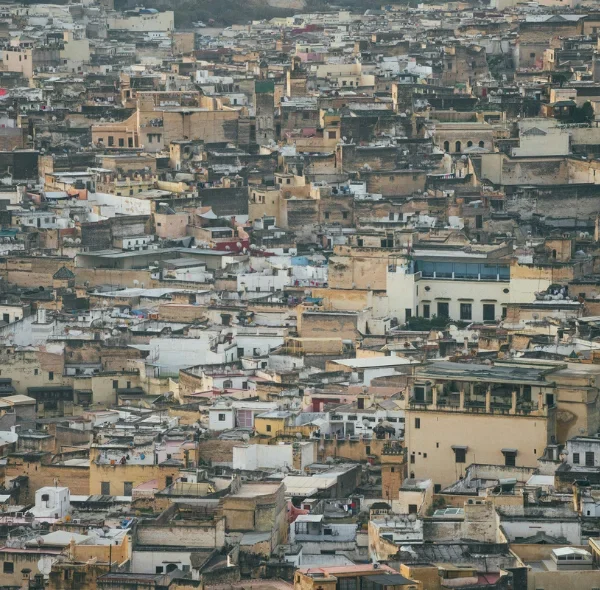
xmin=37 ymin=556 xmax=56 ymax=576
xmin=242 ymin=433 xmax=250 ymax=442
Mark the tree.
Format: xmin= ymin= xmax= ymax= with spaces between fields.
xmin=551 ymin=72 xmax=571 ymax=87
xmin=572 ymin=101 xmax=595 ymax=124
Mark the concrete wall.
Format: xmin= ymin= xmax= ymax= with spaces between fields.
xmin=405 ymin=408 xmax=550 ymax=488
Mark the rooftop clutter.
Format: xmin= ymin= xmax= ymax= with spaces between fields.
xmin=2 ymin=2 xmax=600 ymax=590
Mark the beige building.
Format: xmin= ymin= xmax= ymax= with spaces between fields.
xmin=92 ymin=91 xmax=242 ymax=152
xmin=405 ymin=361 xmax=558 ymax=489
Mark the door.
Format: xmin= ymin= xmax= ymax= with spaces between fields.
xmin=123 ymin=482 xmax=133 ymax=496
xmin=101 ymin=481 xmax=110 ymax=495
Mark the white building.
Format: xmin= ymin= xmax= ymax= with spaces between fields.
xmin=28 ymin=486 xmax=70 ymax=519
xmin=232 ymin=441 xmax=316 ymax=471
xmin=208 ymin=400 xmax=278 ymax=431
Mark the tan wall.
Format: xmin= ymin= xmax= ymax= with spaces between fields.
xmin=0 ymin=256 xmax=75 ymax=288
xmin=526 ymin=568 xmax=600 ymax=590
xmin=89 ymin=462 xmax=181 ymax=495
xmin=154 ymin=212 xmax=189 ymax=238
xmin=328 ymin=247 xmax=392 ymax=290
xmin=158 ymin=303 xmax=207 ymax=322
xmin=400 ymin=564 xmax=440 ymax=590
xmin=298 ymin=312 xmax=358 ymax=340
xmin=311 ymin=287 xmax=372 ymax=311
xmin=4 ymin=458 xmax=89 ymax=503
xmin=405 ymin=409 xmax=550 ymax=488
xmin=361 ymin=171 xmax=427 ymax=197
xmin=0 ymin=349 xmax=66 ymax=395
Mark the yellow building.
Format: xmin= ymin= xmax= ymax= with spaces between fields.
xmin=89 ymin=447 xmax=183 ymax=495
xmin=295 ymin=564 xmax=421 ymax=590
xmin=405 ymin=361 xmax=557 ymax=489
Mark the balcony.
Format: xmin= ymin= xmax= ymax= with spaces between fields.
xmin=409 ymin=381 xmax=547 ymax=417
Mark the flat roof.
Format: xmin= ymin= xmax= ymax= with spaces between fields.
xmin=295 ymin=514 xmax=324 ymax=523
xmin=417 ymin=361 xmax=551 ymax=384
xmin=79 ymin=247 xmax=233 ymax=259
xmin=333 ymin=357 xmax=417 ymax=369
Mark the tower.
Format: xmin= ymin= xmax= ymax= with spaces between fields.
xmin=254 ymin=79 xmax=275 ymax=144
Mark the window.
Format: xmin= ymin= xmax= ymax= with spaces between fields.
xmin=101 ymin=481 xmax=110 ymax=495
xmin=366 ymin=445 xmax=371 ymax=454
xmin=34 ymin=368 xmax=38 ymax=376
xmin=586 ymin=452 xmax=595 ymax=467
xmin=415 ymin=417 xmax=421 ymax=429
xmin=113 ymin=380 xmax=118 ymax=389
xmin=408 ymin=504 xmax=418 ymax=514
xmin=443 ymin=141 xmax=449 ymax=151
xmin=530 ymin=52 xmax=536 ymax=58
xmin=3 ymin=562 xmax=13 ymax=574
xmin=124 ymin=482 xmax=133 ymax=495
xmin=108 ymin=136 xmax=114 ymax=146
xmin=324 ymin=212 xmax=330 ymax=219
xmin=218 ymin=413 xmax=226 ymax=422
xmin=455 ymin=140 xmax=461 ymax=153
xmin=118 ymin=138 xmax=124 ymax=147
xmin=327 ymin=131 xmax=336 ymax=139
xmin=460 ymin=303 xmax=472 ymax=321
xmin=454 ymin=448 xmax=466 ymax=463
xmin=165 ymin=476 xmax=173 ymax=487
xmin=479 ymin=140 xmax=485 ymax=148
xmin=266 ymin=424 xmax=272 ymax=432
xmin=437 ymin=302 xmax=449 ymax=317
xmin=434 ymin=484 xmax=442 ymax=493
xmin=49 ymin=371 xmax=54 ymax=381
xmin=504 ymin=451 xmax=516 ymax=467
xmin=338 ymin=578 xmax=357 ymax=590
xmin=156 ymin=566 xmax=164 ymax=573
xmin=405 ymin=308 xmax=412 ymax=320
xmin=343 ymin=212 xmax=348 ymax=219
xmin=483 ymin=303 xmax=495 ymax=322
xmin=423 ymin=304 xmax=430 ymax=319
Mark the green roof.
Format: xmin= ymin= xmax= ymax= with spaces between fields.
xmin=255 ymin=80 xmax=275 ymax=94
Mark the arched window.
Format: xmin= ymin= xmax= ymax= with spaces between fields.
xmin=467 ymin=141 xmax=473 ymax=148
xmin=455 ymin=141 xmax=461 ymax=153
xmin=443 ymin=140 xmax=449 ymax=152
xmin=223 ymin=379 xmax=233 ymax=389
xmin=479 ymin=140 xmax=485 ymax=148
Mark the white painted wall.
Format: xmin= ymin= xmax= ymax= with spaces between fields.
xmin=131 ymin=550 xmax=192 ymax=574
xmin=209 ymin=408 xmax=235 ymax=431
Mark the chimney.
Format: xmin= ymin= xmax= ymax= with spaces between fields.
xmin=20 ymin=569 xmax=31 ymax=590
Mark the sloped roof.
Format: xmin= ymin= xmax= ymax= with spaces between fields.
xmin=53 ymin=266 xmax=75 ymax=280
xmin=522 ymin=127 xmax=547 ymax=137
